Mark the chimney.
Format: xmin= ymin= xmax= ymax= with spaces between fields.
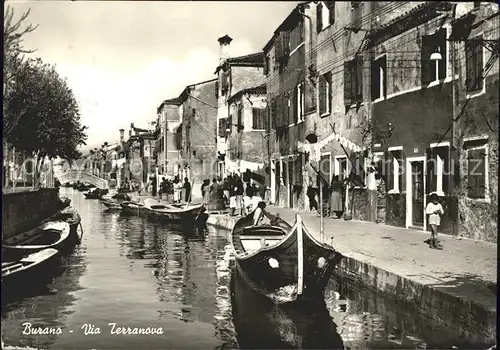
xmin=218 ymin=34 xmax=233 ymax=65
xmin=119 ymin=129 xmax=124 ymax=144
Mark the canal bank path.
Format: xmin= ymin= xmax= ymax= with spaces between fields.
xmin=206 ymin=205 xmax=497 ymax=343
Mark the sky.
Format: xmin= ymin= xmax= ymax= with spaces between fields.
xmin=6 ymin=0 xmax=297 ymax=152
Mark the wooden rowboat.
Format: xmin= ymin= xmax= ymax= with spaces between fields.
xmin=3 ymin=222 xmax=71 ymax=259
xmin=143 ymin=198 xmax=206 ymax=222
xmin=120 ymin=201 xmax=148 ymax=216
xmin=2 ymin=248 xmax=60 ymax=290
xmin=230 ymin=212 xmax=343 ymax=304
xmin=101 ymin=193 xmax=131 ymax=210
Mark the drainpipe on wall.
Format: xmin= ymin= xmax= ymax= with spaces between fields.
xmin=450 ymin=9 xmax=458 ymax=236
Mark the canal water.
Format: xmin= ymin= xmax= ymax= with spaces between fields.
xmin=1 ymin=188 xmax=488 ymax=349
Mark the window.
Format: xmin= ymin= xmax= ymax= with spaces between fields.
xmin=421 ymin=28 xmax=447 ymax=85
xmin=474 ymin=2 xmax=481 ymax=8
xmin=317 ymin=2 xmax=335 ymax=33
xmin=319 ymin=72 xmax=332 ymax=116
xmin=264 ymin=55 xmax=270 ymax=75
xmin=296 ymin=83 xmax=305 ymax=123
xmin=252 ymin=108 xmax=267 ymax=130
xmin=218 ymin=118 xmax=228 ymax=137
xmin=371 ymin=55 xmax=387 ymax=101
xmin=316 ymin=3 xmax=323 ymax=33
xmin=426 ymin=144 xmax=450 ymax=196
xmin=334 ymin=156 xmax=348 ymax=181
xmin=387 ymin=149 xmax=403 ymax=193
xmin=237 ymin=104 xmax=243 ymax=132
xmin=466 ymin=37 xmax=484 ymax=92
xmin=344 ymin=56 xmax=363 ymax=106
xmin=466 ymin=143 xmax=487 ymax=199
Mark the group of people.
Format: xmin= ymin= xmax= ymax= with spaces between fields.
xmin=306 ymin=175 xmax=347 ymax=219
xmin=157 ymin=176 xmax=192 ymax=203
xmin=200 ymin=174 xmax=267 ymax=217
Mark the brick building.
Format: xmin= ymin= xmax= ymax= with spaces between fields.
xmin=155 ymin=98 xmax=182 ymax=181
xmin=367 ymin=1 xmax=498 ymax=242
xmin=225 ymin=83 xmax=268 ymax=173
xmin=177 ymin=79 xmax=218 ymax=184
xmin=214 ymin=35 xmax=266 ymax=177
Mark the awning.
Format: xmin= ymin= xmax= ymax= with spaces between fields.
xmin=239 ymin=159 xmax=264 ymax=172
xmin=298 ymin=130 xmax=365 ymax=161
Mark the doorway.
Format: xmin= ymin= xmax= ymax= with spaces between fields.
xmin=405 ymin=157 xmax=426 ymax=230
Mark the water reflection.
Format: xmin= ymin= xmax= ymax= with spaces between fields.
xmin=231 ymin=268 xmax=344 ymax=349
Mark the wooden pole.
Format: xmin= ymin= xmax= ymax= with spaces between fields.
xmin=296 ymin=214 xmax=304 ymax=295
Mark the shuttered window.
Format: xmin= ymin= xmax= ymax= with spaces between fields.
xmin=371 ymin=55 xmax=387 ymax=101
xmin=264 ymin=55 xmax=270 ymax=75
xmin=344 ymin=57 xmax=362 ymax=105
xmin=467 ymin=148 xmax=486 ymax=199
xmin=466 ymin=37 xmax=484 ymax=92
xmin=319 ymin=72 xmax=331 ymax=115
xmin=252 ymin=108 xmax=267 ymax=130
xmin=218 ymin=118 xmax=227 ymax=137
xmin=237 ymin=104 xmax=243 ymax=132
xmin=316 ymin=3 xmax=323 ymax=33
xmin=421 ymin=29 xmax=447 ymax=85
xmin=325 ymin=1 xmax=335 ymax=25
xmin=351 ymin=2 xmax=362 ymax=25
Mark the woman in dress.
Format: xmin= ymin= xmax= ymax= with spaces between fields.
xmin=329 ymin=176 xmax=344 ymax=219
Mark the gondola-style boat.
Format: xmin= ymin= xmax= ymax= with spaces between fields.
xmin=230 ymin=212 xmax=343 ymax=304
xmin=59 ymin=196 xmax=72 ymax=209
xmin=143 ymin=198 xmax=206 ymax=222
xmin=3 ymin=222 xmax=71 ymax=259
xmin=1 ymin=248 xmax=60 ymax=290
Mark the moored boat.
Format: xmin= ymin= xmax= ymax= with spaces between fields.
xmin=230 ymin=213 xmax=343 ymax=304
xmin=101 ymin=193 xmax=131 ymax=210
xmin=121 ymin=200 xmax=148 ymax=215
xmin=84 ymin=188 xmax=109 ymax=199
xmin=3 ymin=222 xmax=71 ymax=259
xmin=2 ymin=248 xmax=61 ymax=292
xmin=51 ymin=206 xmax=83 ymax=243
xmin=143 ymin=198 xmax=206 ymax=222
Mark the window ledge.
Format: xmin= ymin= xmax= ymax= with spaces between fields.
xmin=320 ymin=112 xmax=330 ymax=118
xmin=466 ymin=88 xmax=486 ymax=99
xmin=252 ymin=129 xmax=266 ymax=132
xmin=387 ymin=189 xmax=400 ymax=194
xmin=465 ymin=196 xmax=491 ymax=204
xmin=372 ymin=96 xmax=385 ymax=104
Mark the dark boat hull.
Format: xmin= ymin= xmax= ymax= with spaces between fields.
xmin=2 ymin=248 xmax=61 ymax=295
xmin=121 ymin=202 xmax=148 ymax=216
xmin=232 ymin=214 xmax=343 ymax=304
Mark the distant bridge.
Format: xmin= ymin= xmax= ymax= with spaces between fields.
xmin=56 ymin=169 xmax=109 ymax=189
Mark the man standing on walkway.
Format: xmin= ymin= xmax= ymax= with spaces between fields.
xmin=183 ymin=177 xmax=192 ymax=203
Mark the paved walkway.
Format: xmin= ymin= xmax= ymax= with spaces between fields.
xmin=266 ymin=205 xmax=497 ymax=310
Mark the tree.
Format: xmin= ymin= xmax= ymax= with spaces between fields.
xmin=3 ymin=7 xmax=88 ymax=185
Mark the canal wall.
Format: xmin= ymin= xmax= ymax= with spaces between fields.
xmin=206 ymin=214 xmax=497 ymax=344
xmin=2 ymin=188 xmax=61 ymax=240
